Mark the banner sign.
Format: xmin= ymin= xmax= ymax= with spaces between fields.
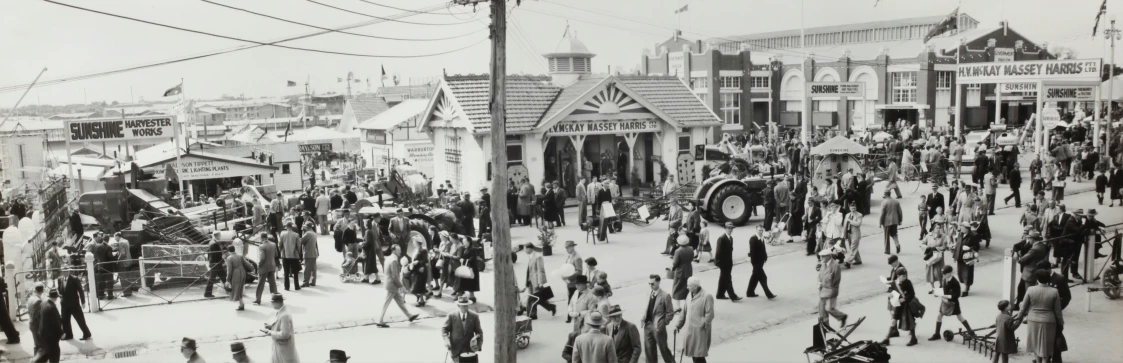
xmin=1000 ymin=83 xmax=1037 ymax=93
xmin=145 ymin=156 xmax=274 ymax=181
xmin=956 ymin=59 xmax=1102 ymax=83
xmin=66 ymin=116 xmax=176 ymax=142
xmin=1043 ymin=85 xmax=1095 ymax=101
xmin=668 ymin=52 xmax=686 ymax=77
xmin=298 ymin=143 xmax=333 ymax=153
xmin=547 ymin=119 xmax=660 ymax=136
xmin=994 ymin=48 xmax=1015 ymax=62
xmin=807 ymin=82 xmax=864 ymax=98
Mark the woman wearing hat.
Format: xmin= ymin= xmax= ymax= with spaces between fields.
xmin=409 ymin=245 xmax=431 ymax=306
xmin=456 ymin=236 xmax=484 ymax=302
xmin=953 ymin=221 xmax=980 ymax=297
xmin=670 ymin=234 xmax=694 ymax=310
xmin=225 ymin=245 xmax=254 ymax=311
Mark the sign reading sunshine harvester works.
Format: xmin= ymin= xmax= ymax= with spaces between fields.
xmin=66 ymin=116 xmax=176 ymax=142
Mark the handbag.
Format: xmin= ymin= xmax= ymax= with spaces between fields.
xmin=455 ymin=265 xmax=474 ymax=279
xmin=436 ymin=258 xmax=446 ymax=268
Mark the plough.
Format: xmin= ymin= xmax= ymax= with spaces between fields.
xmin=943 ymin=324 xmax=1019 ymax=361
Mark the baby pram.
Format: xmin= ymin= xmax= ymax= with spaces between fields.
xmin=339 ymin=252 xmax=364 ymax=283
xmin=514 ymin=292 xmax=536 ymax=349
xmin=768 ymin=213 xmax=792 ymax=246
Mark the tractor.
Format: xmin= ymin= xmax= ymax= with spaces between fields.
xmin=691 ymin=146 xmax=772 ymax=226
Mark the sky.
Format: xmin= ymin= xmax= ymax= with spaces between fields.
xmin=0 ymin=0 xmax=1114 ymax=108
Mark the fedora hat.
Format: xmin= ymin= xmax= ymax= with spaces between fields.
xmin=606 ymin=305 xmax=623 ymax=317
xmin=586 ymin=312 xmax=606 ymax=327
xmin=573 ymin=275 xmax=589 ymax=284
xmin=1073 ymin=208 xmax=1085 ymax=216
xmin=271 ymin=293 xmax=284 ymax=303
xmin=1089 ymin=209 xmax=1099 ymax=216
xmin=724 ymin=222 xmax=735 ymax=229
xmin=456 ymin=295 xmax=472 ymax=306
xmin=565 ymin=240 xmax=577 ymax=247
xmin=230 ymin=342 xmax=246 ymax=354
xmin=329 ymin=349 xmax=350 ymax=361
xmin=182 ymin=337 xmax=198 ymax=350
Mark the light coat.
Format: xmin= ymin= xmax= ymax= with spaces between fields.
xmin=526 ymin=253 xmax=548 ymax=289
xmin=676 ymin=290 xmax=715 ymax=358
xmin=299 ymin=231 xmax=319 ymax=259
xmin=819 ymin=258 xmax=841 ymax=298
xmin=572 ymin=329 xmax=618 ymax=363
xmin=279 ymin=230 xmax=301 ymax=259
xmin=268 ymin=305 xmax=298 ymax=363
xmin=258 ymin=241 xmax=279 ymax=273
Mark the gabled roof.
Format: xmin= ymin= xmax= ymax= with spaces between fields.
xmin=357 ymin=99 xmax=428 ymax=131
xmin=347 ymin=93 xmax=391 ymax=123
xmin=539 ymin=75 xmax=608 ymax=123
xmin=616 ymin=76 xmax=722 ymax=127
xmin=442 ymin=75 xmax=561 ymax=133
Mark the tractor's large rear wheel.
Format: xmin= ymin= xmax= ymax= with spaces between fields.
xmin=709 ymin=184 xmax=752 ymax=226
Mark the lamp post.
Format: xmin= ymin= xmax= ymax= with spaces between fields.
xmin=1105 ymin=15 xmax=1121 ymax=157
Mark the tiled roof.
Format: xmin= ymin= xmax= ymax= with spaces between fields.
xmin=348 ymin=93 xmax=391 ymax=123
xmin=617 ymin=76 xmax=721 ymax=127
xmin=444 ymin=75 xmax=560 ymax=133
xmin=539 ymin=75 xmax=607 ymax=124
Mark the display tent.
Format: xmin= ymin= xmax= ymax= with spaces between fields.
xmin=810 ymin=136 xmax=869 ymax=155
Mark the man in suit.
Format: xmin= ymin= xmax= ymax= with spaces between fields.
xmin=563 ymin=240 xmax=585 ymax=309
xmin=606 ymin=305 xmax=641 ymax=363
xmin=91 ymin=237 xmax=116 ymax=300
xmin=457 ymin=192 xmax=476 ymax=236
xmin=575 ymin=178 xmax=588 ymax=226
xmin=880 ymin=193 xmax=903 ymax=255
xmin=818 ymin=249 xmax=847 ymax=329
xmin=639 ymin=277 xmax=671 ymax=363
xmin=255 ymin=233 xmax=280 ymax=305
xmin=554 ymin=181 xmax=568 ymax=227
xmin=1015 ymin=232 xmax=1048 ymax=308
xmin=203 ymin=233 xmax=228 ymax=298
xmin=443 ymin=296 xmax=483 ymax=363
xmin=301 ymin=222 xmax=319 ymax=287
xmin=573 ymin=311 xmax=617 ymax=363
xmin=57 ymin=271 xmax=91 ymax=340
xmin=926 ymin=185 xmax=945 ymax=220
xmin=523 ymin=243 xmax=557 ymax=319
xmin=315 ymin=190 xmax=331 ymax=234
xmin=37 ymin=290 xmax=63 ymax=363
xmin=389 ymin=209 xmax=411 ymax=253
xmin=28 ymin=283 xmax=45 ymax=353
xmin=746 ymin=226 xmax=777 ymax=299
xmin=279 ymin=223 xmax=303 ymax=291
xmin=713 ymin=222 xmax=740 ymax=301
xmin=376 ymin=245 xmax=419 ymax=328
xmin=774 ymin=176 xmax=791 ymax=218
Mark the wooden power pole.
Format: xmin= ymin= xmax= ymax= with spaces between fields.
xmin=454 ymin=0 xmax=515 ymax=362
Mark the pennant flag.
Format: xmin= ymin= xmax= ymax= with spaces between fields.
xmin=284 ymin=122 xmax=293 ymax=142
xmin=163 ymin=83 xmax=182 ymax=97
xmin=287 ymin=80 xmax=297 ymax=87
xmin=165 ymin=163 xmax=179 ymax=184
xmin=381 ymin=65 xmax=389 ymax=80
xmin=337 ymin=77 xmax=343 ymax=83
xmin=874 ymin=0 xmax=881 ymax=7
xmin=923 ymin=7 xmax=958 ymax=43
xmin=1094 ymin=0 xmax=1108 ymax=36
xmin=674 ymin=4 xmax=688 ymax=14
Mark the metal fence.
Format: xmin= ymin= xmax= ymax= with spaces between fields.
xmin=12 ymin=268 xmax=89 ymax=321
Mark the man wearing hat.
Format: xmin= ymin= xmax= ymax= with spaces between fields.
xmin=264 ymin=293 xmax=298 ymax=363
xmin=279 ymin=223 xmax=303 ymax=291
xmin=57 ymin=269 xmax=91 ymax=341
xmin=1015 ymin=231 xmax=1048 ymax=308
xmin=328 ymin=349 xmax=349 ymax=363
xmin=457 ymin=192 xmax=476 ymax=237
xmin=523 ymin=242 xmax=557 ymax=319
xmin=606 ymin=305 xmax=641 ymax=363
xmin=714 ymin=222 xmax=740 ymax=301
xmin=443 ymin=296 xmax=483 ymax=363
xmin=180 ymin=338 xmax=205 ymax=363
xmin=28 ymin=282 xmax=45 ymax=354
xmin=36 ymin=289 xmax=63 ymax=363
xmin=376 ymin=245 xmax=419 ymax=328
xmin=230 ymin=342 xmax=253 ymax=363
xmin=567 ymin=275 xmax=595 ymax=332
xmin=572 ymin=311 xmax=617 ymax=363
xmin=563 ymin=241 xmax=585 ymax=312
xmin=818 ymin=247 xmax=847 ymax=329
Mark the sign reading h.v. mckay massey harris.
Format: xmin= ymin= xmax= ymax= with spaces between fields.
xmin=66 ymin=116 xmax=176 ymax=142
xmin=957 ymin=59 xmax=1102 ymax=83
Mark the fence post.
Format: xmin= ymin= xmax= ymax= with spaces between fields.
xmin=84 ymin=253 xmax=99 ymax=312
xmin=1084 ymin=234 xmax=1094 ymax=285
xmin=139 ymin=257 xmax=147 ymax=290
xmin=1001 ymin=248 xmax=1016 ymax=302
xmin=4 ymin=262 xmax=16 ymax=318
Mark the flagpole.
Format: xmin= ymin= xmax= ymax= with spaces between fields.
xmin=800 ymin=0 xmax=809 ymax=146
xmin=172 ymin=80 xmax=186 ymax=201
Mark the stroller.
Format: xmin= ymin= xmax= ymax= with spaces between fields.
xmin=339 ymin=252 xmax=364 ymax=283
xmin=768 ymin=213 xmax=792 ymax=246
xmin=514 ymin=290 xmax=536 ymax=349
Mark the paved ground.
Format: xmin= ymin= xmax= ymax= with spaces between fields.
xmin=6 ymin=163 xmax=1123 ymax=362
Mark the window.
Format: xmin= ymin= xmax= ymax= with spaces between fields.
xmin=892 ymin=72 xmax=917 ymax=103
xmin=751 ymin=76 xmax=770 ymax=88
xmin=282 ymin=164 xmax=291 ymax=174
xmin=506 ymin=144 xmax=524 ymax=165
xmin=936 ymin=71 xmax=953 ymax=89
xmin=691 ymin=77 xmax=709 ymax=90
xmin=966 ymin=84 xmax=982 ymax=107
xmin=719 ymin=76 xmax=741 ymax=89
xmin=678 ymin=129 xmax=692 ymax=152
xmin=374 ymin=132 xmax=387 ymax=144
xmin=720 ymin=93 xmax=741 ymax=124
xmin=813 ymin=100 xmax=838 ymax=112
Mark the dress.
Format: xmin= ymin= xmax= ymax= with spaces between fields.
xmin=923 ymin=236 xmax=945 ymax=283
xmin=1020 ymin=285 xmax=1064 ymax=358
xmin=671 ymin=246 xmax=694 ymax=300
xmin=224 ymin=253 xmax=251 ymax=301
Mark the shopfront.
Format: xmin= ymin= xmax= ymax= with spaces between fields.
xmin=136 ymin=151 xmax=278 ymax=199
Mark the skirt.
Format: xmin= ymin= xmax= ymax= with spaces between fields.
xmin=1026 ymin=321 xmax=1056 ymax=358
xmin=672 ymin=274 xmax=689 ymax=300
xmin=925 ymin=260 xmax=944 ymax=283
xmin=891 ymin=305 xmax=917 ymax=331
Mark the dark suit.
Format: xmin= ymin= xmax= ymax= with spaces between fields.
xmin=203 ymin=239 xmax=227 ymax=296
xmin=595 ymin=189 xmax=613 ymax=241
xmin=256 ymin=241 xmax=280 ymax=303
xmin=443 ymin=312 xmax=483 ymax=362
xmin=36 ymin=300 xmax=62 ymax=363
xmin=610 ymin=319 xmax=642 ymax=363
xmin=91 ymin=242 xmax=116 ymax=298
xmin=57 ymin=276 xmax=90 ymax=339
xmin=714 ymin=233 xmax=738 ymax=299
xmin=926 ymin=192 xmax=945 ymax=219
xmin=642 ymin=289 xmax=674 ymax=363
xmin=747 ymin=235 xmax=774 ymax=297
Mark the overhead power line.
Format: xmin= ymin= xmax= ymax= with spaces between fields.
xmin=306 ymin=0 xmax=479 ymax=26
xmin=200 ymin=0 xmax=487 ymax=41
xmin=0 ymin=2 xmax=475 ymax=93
xmin=43 ymin=0 xmax=487 ymax=59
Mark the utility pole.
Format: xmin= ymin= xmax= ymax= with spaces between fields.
xmin=1105 ymin=15 xmax=1120 ymax=157
xmin=453 ymin=0 xmax=515 ymax=362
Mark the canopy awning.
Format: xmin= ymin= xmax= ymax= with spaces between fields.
xmin=811 ymin=136 xmax=869 ymax=156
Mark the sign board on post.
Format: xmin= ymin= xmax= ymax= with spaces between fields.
xmin=1000 ymin=83 xmax=1038 ymax=93
xmin=1040 ymin=107 xmax=1062 ymax=129
xmin=66 ymin=116 xmax=176 ymax=142
xmin=994 ymin=48 xmax=1015 ymax=62
xmin=807 ymin=82 xmax=864 ymax=98
xmin=1043 ymin=85 xmax=1095 ymax=101
xmin=957 ymin=59 xmax=1102 ymax=83
xmin=298 ymin=143 xmax=333 ymax=153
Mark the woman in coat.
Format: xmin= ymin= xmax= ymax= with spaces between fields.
xmin=1017 ymin=270 xmax=1064 ymax=362
xmin=409 ymin=247 xmax=430 ymax=306
xmin=362 ymin=218 xmax=384 ymax=284
xmin=456 ymin=237 xmax=484 ymax=302
xmin=543 ymin=186 xmax=558 ymax=226
xmin=517 ymin=180 xmax=534 ymax=226
xmin=671 ymin=235 xmax=694 ymax=310
xmin=225 ymin=245 xmax=253 ymax=311
xmin=676 ymin=277 xmax=714 ymax=361
xmin=882 ymin=269 xmax=918 ymax=346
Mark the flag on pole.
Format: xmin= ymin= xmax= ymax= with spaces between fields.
xmin=287 ymin=80 xmax=297 ymax=87
xmin=1094 ymin=0 xmax=1108 ymax=36
xmin=674 ymin=4 xmax=688 ymax=14
xmin=337 ymin=77 xmax=343 ymax=83
xmin=163 ymin=83 xmax=182 ymax=97
xmin=923 ymin=7 xmax=959 ymax=43
xmin=284 ymin=121 xmax=293 ymax=142
xmin=873 ymin=0 xmax=881 ymax=7
xmin=381 ymin=65 xmax=389 ymax=81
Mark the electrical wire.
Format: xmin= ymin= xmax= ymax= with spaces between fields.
xmin=356 ymin=0 xmax=472 ymax=16
xmin=200 ymin=0 xmax=487 ymax=41
xmin=306 ymin=0 xmax=479 ymax=26
xmin=43 ymin=0 xmax=488 ymax=59
xmin=509 ymin=10 xmax=547 ymax=70
xmin=0 ymin=2 xmax=470 ymax=93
